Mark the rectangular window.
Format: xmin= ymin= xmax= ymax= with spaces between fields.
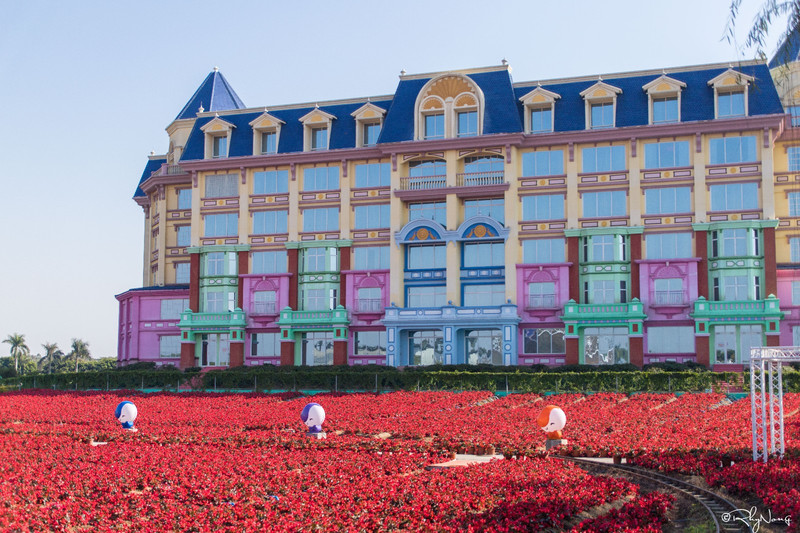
xmin=251 ymin=250 xmax=287 ymax=274
xmin=527 ymin=282 xmax=556 ymax=308
xmin=643 ymin=141 xmax=690 ymax=169
xmin=581 ymin=146 xmax=626 ymax=173
xmin=789 ymin=106 xmax=800 ymax=127
xmin=714 ymin=324 xmax=761 ymax=364
xmin=466 ymin=329 xmax=503 ymax=365
xmin=653 ymin=278 xmax=683 ymax=305
xmin=590 ymin=102 xmax=614 ymax=129
xmin=175 ymin=263 xmax=190 ymax=284
xmin=463 ymin=283 xmax=505 ymax=306
xmin=252 ymin=291 xmax=277 ymax=314
xmin=176 ymin=226 xmax=190 ymax=247
xmin=302 ymin=247 xmax=338 ymax=273
xmin=589 ymin=234 xmax=625 ymax=262
xmin=253 ymin=170 xmax=289 ymax=195
xmin=407 ymin=286 xmax=446 ymax=308
xmin=463 ymin=242 xmax=505 ymax=267
xmin=465 ymin=198 xmax=504 ymax=224
xmin=212 ymin=136 xmax=227 ymax=158
xmin=523 ymin=328 xmax=565 ymax=354
xmin=583 ymin=327 xmax=629 ymax=365
xmin=354 ymin=163 xmax=390 ymax=188
xmin=354 ymin=204 xmax=390 ymax=229
xmin=363 ymin=123 xmax=381 ymax=146
xmin=408 ymin=202 xmax=446 ymax=225
xmin=790 ymin=192 xmax=800 ymax=217
xmin=204 ymin=290 xmax=236 ymax=312
xmin=792 ymin=238 xmax=800 ymax=262
xmin=709 ymin=136 xmax=757 ymax=164
xmin=644 ymin=187 xmax=691 ymax=214
xmin=204 ymin=213 xmax=238 ymax=237
xmin=204 ymin=252 xmax=227 ymax=276
xmin=522 ymin=194 xmax=565 ymax=221
xmin=407 ymin=244 xmax=446 ymax=269
xmin=205 ymin=174 xmax=237 ymax=198
xmin=424 ymin=113 xmax=444 ymax=140
xmin=303 ymin=207 xmax=339 ymax=232
xmin=714 ymin=324 xmax=737 ymax=364
xmin=354 ymin=331 xmax=387 ymax=356
xmin=722 ymin=275 xmax=749 ymax=300
xmin=464 ymin=156 xmax=503 ymax=175
xmin=356 ymin=287 xmax=382 ymax=312
xmin=590 ymin=279 xmax=617 ymax=304
xmin=353 ymin=246 xmax=389 ymax=270
xmin=409 ymin=160 xmax=446 ymax=178
xmin=788 ymin=146 xmax=800 ymax=172
xmin=522 ymin=238 xmax=566 ymax=263
xmin=161 ymin=299 xmax=189 ymax=320
xmin=645 ymin=232 xmax=692 ymax=259
xmin=647 ymin=326 xmax=694 ymax=353
xmin=530 ymin=107 xmax=552 ymax=133
xmin=710 ymin=182 xmax=758 ymax=211
xmin=583 ymin=190 xmax=627 ymax=217
xmin=251 ymin=332 xmax=280 ymax=358
xmin=311 ymin=127 xmax=327 ymax=151
xmin=301 ymin=284 xmax=337 ymax=310
xmin=252 ymin=210 xmax=288 ymax=235
xmin=409 ymin=330 xmax=443 ymax=365
xmin=303 ymin=166 xmax=340 ymax=191
xmin=177 ymin=189 xmax=192 ymax=209
xmin=159 ymin=335 xmax=181 ymax=358
xmin=719 ymin=228 xmax=748 ymax=256
xmin=793 ymin=281 xmax=800 ymax=305
xmin=718 ymin=91 xmax=745 ymax=118
xmin=457 ymin=111 xmax=478 ymax=137
xmin=521 ymin=150 xmax=564 ymax=177
xmin=652 ymin=97 xmax=678 ymax=124
xmin=261 ymin=131 xmax=277 ymax=154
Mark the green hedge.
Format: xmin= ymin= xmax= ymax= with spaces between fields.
xmin=3 ymin=370 xmax=191 ymax=391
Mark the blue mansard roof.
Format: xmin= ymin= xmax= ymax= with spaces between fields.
xmin=175 ymin=70 xmax=246 ymax=121
xmin=769 ymin=28 xmax=800 ymax=69
xmin=134 ymin=157 xmax=167 ymax=198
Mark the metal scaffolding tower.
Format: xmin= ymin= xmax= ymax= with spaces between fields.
xmin=750 ymin=347 xmax=800 ymax=462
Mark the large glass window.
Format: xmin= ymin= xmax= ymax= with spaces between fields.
xmin=302 ymin=247 xmax=338 ymax=272
xmin=644 ymin=187 xmax=691 ymax=214
xmin=463 ymin=241 xmax=505 ymax=267
xmin=583 ymin=190 xmax=626 ymax=217
xmin=463 ymin=284 xmax=505 ymax=306
xmin=175 ymin=263 xmax=190 ymax=284
xmin=251 ymin=332 xmax=280 ymax=358
xmin=354 ymin=204 xmax=390 ymax=229
xmin=177 ymin=189 xmax=192 ymax=209
xmin=522 ymin=194 xmax=565 ymax=221
xmin=583 ymin=327 xmax=629 ymax=365
xmin=589 ymin=280 xmax=618 ymax=304
xmin=303 ymin=166 xmax=339 ymax=191
xmin=587 ymin=234 xmax=626 ymax=262
xmin=200 ymin=333 xmax=230 ymax=366
xmin=303 ymin=207 xmax=339 ymax=232
xmin=254 ymin=170 xmax=289 ymax=195
xmin=251 ymin=250 xmax=287 ymax=274
xmin=252 ymin=210 xmax=288 ymax=234
xmin=717 ymin=91 xmax=745 ymax=118
xmin=523 ymin=328 xmax=565 ymax=354
xmin=792 ymin=238 xmax=800 ymax=262
xmin=363 ymin=123 xmax=381 ymax=146
xmin=788 ymin=147 xmax=800 ymax=172
xmin=709 ymin=136 xmax=757 ymax=164
xmin=789 ymin=192 xmax=800 ymax=216
xmin=647 ymin=326 xmax=694 ymax=353
xmin=465 ymin=198 xmax=504 ymax=224
xmin=721 ymin=275 xmax=749 ymax=300
xmin=714 ymin=324 xmax=761 ymax=364
xmin=719 ymin=228 xmax=748 ymax=256
xmin=582 ymin=146 xmax=626 ymax=173
xmin=710 ymin=183 xmax=758 ymax=211
xmin=789 ymin=105 xmax=800 ymax=127
xmin=159 ymin=336 xmax=181 ymax=358
xmin=407 ymin=244 xmax=446 ymax=269
xmin=464 ymin=156 xmax=503 ymax=175
xmin=530 ymin=107 xmax=553 ymax=133
xmin=204 ymin=213 xmax=238 ymax=237
xmin=522 ymin=238 xmax=565 ymax=263
xmin=353 ymin=246 xmax=389 ymax=270
xmin=521 ymin=150 xmax=564 ymax=177
xmin=161 ymin=299 xmax=189 ymax=320
xmin=302 ymin=331 xmax=333 ymax=366
xmin=424 ymin=114 xmax=444 ymax=140
xmin=408 ymin=202 xmax=446 ymax=225
xmin=590 ymin=102 xmax=614 ymax=129
xmin=310 ymin=127 xmax=328 ymax=151
xmin=204 ymin=290 xmax=236 ymax=312
xmin=645 ymin=233 xmax=692 ymax=259
xmin=355 ymin=163 xmax=390 ymax=188
xmin=457 ymin=111 xmax=478 ymax=137
xmin=301 ymin=284 xmax=337 ymax=311
xmin=653 ymin=278 xmax=683 ymax=305
xmin=409 ymin=160 xmax=446 ymax=177
xmin=261 ymin=131 xmax=277 ymax=154
xmin=354 ymin=331 xmax=386 ymax=357
xmin=466 ymin=330 xmax=502 ymax=365
xmin=793 ymin=281 xmax=800 ymax=305
xmin=652 ymin=97 xmax=678 ymax=124
xmin=409 ymin=330 xmax=443 ymax=365
xmin=176 ymin=226 xmax=190 ymax=247
xmin=527 ymin=282 xmax=556 ymax=308
xmin=356 ymin=287 xmax=382 ymax=313
xmin=407 ymin=286 xmax=446 ymax=308
xmin=205 ymin=174 xmax=237 ymax=198
xmin=212 ymin=136 xmax=227 ymax=158
xmin=643 ymin=141 xmax=690 ymax=169
xmin=252 ymin=291 xmax=277 ymax=314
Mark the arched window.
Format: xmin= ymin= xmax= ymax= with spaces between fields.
xmin=415 ymin=74 xmax=485 ymax=140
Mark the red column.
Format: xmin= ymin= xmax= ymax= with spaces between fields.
xmin=629 ymin=234 xmax=642 ymax=300
xmin=696 ymin=336 xmax=710 ymax=368
xmin=565 ymin=337 xmax=579 ymax=365
xmin=230 ymin=342 xmax=244 ymax=367
xmin=280 ymin=340 xmax=295 ymax=366
xmin=763 ymin=227 xmax=777 ymax=297
xmin=629 ymin=337 xmax=644 ymax=368
xmin=695 ymin=230 xmax=708 ymax=299
xmin=238 ymin=250 xmax=249 ymax=309
xmin=333 ymin=340 xmax=347 ymax=365
xmin=287 ymin=248 xmax=299 ymax=310
xmin=567 ymin=236 xmax=580 ymax=301
xmin=189 ymin=253 xmax=200 ymax=312
xmin=180 ymin=341 xmax=195 ymax=369
xmin=339 ymin=246 xmax=351 ymax=305
xmin=767 ymin=335 xmax=780 ymax=347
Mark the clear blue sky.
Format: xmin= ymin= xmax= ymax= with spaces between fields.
xmin=0 ymin=0 xmax=786 ymax=358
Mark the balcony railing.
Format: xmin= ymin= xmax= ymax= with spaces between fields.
xmin=151 ymin=164 xmax=185 ymax=177
xmin=356 ymin=299 xmax=384 ymax=313
xmin=527 ymin=294 xmax=557 ymax=309
xmin=178 ymin=309 xmax=247 ymax=329
xmin=653 ymin=291 xmax=685 ymax=306
xmin=399 ymin=175 xmax=447 ymax=191
xmin=456 ymin=170 xmax=505 ymax=187
xmin=251 ymin=301 xmax=277 ymax=315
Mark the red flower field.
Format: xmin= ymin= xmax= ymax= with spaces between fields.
xmin=0 ymin=390 xmax=797 ymax=531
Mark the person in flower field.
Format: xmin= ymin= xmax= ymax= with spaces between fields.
xmin=536 ymin=405 xmax=566 ymax=439
xmin=115 ymin=400 xmax=138 ymax=432
xmin=301 ymin=402 xmax=325 ymax=434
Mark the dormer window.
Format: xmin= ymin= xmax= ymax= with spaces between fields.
xmin=201 ymin=116 xmax=235 ymax=160
xmin=708 ymin=69 xmax=754 ymax=119
xmin=299 ymin=107 xmax=336 ymax=152
xmin=519 ymin=86 xmax=560 ymax=134
xmin=580 ymin=81 xmax=622 ymax=130
xmin=642 ymin=75 xmax=686 ymax=124
xmin=249 ymin=111 xmax=284 ymax=155
xmin=351 ymin=102 xmax=386 ymax=147
xmin=415 ymin=74 xmax=484 ymax=140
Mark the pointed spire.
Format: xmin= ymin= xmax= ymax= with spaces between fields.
xmin=175 ymin=69 xmax=246 ymax=121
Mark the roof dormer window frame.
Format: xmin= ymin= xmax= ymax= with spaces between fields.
xmin=580 ymin=80 xmax=623 ymax=130
xmin=414 ymin=74 xmax=485 ymax=141
xmin=519 ymin=86 xmax=561 ymax=134
xmin=299 ymin=107 xmax=336 ymax=152
xmin=351 ymin=102 xmax=386 ymax=147
xmin=642 ymin=75 xmax=686 ymax=125
xmin=201 ymin=115 xmax=235 ymax=159
xmin=249 ymin=110 xmax=285 ymax=156
xmin=708 ymin=68 xmax=754 ymax=119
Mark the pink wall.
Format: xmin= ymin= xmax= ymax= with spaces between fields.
xmin=344 ymin=269 xmax=389 ymax=326
xmin=115 ymin=288 xmax=189 ymax=366
xmin=515 ymin=263 xmax=571 ymax=366
xmin=636 ymin=259 xmax=700 ymax=320
xmin=777 ymin=270 xmax=800 ymax=345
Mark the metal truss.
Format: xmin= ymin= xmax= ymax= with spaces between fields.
xmin=750 ymin=347 xmax=800 ymax=462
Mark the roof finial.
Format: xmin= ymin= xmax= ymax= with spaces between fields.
xmin=150 ymin=150 xmax=155 ymax=156
xmin=213 ymin=66 xmax=219 ymax=72
xmin=400 ymin=69 xmax=406 ymax=77
xmin=598 ymin=75 xmax=603 ymax=81
xmin=198 ymin=102 xmax=205 ymax=113
xmin=501 ymin=58 xmax=508 ymax=66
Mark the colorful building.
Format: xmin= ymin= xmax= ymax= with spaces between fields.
xmin=117 ymin=47 xmax=800 ymax=371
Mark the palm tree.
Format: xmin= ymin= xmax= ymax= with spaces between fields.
xmin=39 ymin=342 xmax=63 ymax=374
xmin=68 ymin=338 xmax=91 ymax=373
xmin=3 ymin=333 xmax=30 ymax=373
